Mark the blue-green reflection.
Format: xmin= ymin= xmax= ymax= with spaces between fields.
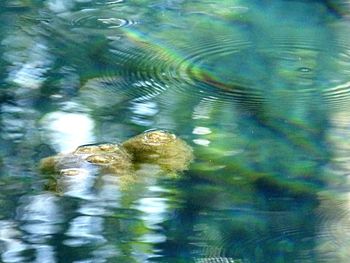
xmin=1 ymin=1 xmax=350 ymax=262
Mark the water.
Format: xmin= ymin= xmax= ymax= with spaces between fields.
xmin=1 ymin=0 xmax=350 ymax=262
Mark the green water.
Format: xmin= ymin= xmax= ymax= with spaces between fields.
xmin=1 ymin=0 xmax=350 ymax=262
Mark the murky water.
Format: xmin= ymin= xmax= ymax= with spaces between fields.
xmin=1 ymin=0 xmax=350 ymax=262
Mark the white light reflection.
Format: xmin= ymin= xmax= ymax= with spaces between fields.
xmin=195 ymin=257 xmax=241 ymax=263
xmin=192 ymin=98 xmax=216 ymax=120
xmin=130 ymin=101 xmax=159 ymax=126
xmin=62 ymin=169 xmax=97 ymax=200
xmin=135 ymin=188 xmax=168 ymax=240
xmin=11 ymin=62 xmax=48 ymax=90
xmin=33 ymin=245 xmax=56 ymax=263
xmin=193 ymin=126 xmax=212 ymax=135
xmin=15 ymin=193 xmax=62 ymax=263
xmin=17 ymin=196 xmax=61 ymax=241
xmin=192 ymin=126 xmax=212 ymax=146
xmin=64 ymin=216 xmax=106 ymax=247
xmin=40 ymin=111 xmax=95 ymax=153
xmin=192 ymin=138 xmax=211 ymax=147
xmin=5 ymin=41 xmax=52 ymax=90
xmin=136 ymin=196 xmax=168 ymax=229
xmin=130 ymin=101 xmax=158 ymax=116
xmin=95 ymin=175 xmax=122 ymax=206
xmin=0 ymin=221 xmax=28 ymax=263
xmin=46 ymin=0 xmax=74 ymax=13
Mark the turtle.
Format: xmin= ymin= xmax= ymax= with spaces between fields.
xmin=39 ymin=130 xmax=193 ymax=193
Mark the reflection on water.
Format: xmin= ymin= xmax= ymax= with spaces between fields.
xmin=2 ymin=0 xmax=350 ymax=262
xmin=41 ymin=107 xmax=95 ymax=153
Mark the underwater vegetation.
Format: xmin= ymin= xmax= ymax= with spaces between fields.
xmin=39 ymin=130 xmax=193 ymax=192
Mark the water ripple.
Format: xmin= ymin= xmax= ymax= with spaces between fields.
xmin=190 ymin=196 xmax=320 ymax=262
xmin=64 ymin=8 xmax=137 ymax=30
xmin=108 ymin=29 xmax=264 ymax=106
xmin=105 ymin=19 xmax=350 ymax=110
xmin=35 ymin=0 xmax=350 ymax=111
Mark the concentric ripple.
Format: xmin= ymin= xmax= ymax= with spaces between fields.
xmin=105 ymin=27 xmax=267 ymax=106
xmin=266 ymin=30 xmax=350 ymax=107
xmin=44 ymin=0 xmax=350 ymax=110
xmin=87 ymin=3 xmax=350 ymax=110
xmin=36 ymin=0 xmax=350 ymax=111
xmin=41 ymin=1 xmax=350 ymax=114
xmin=66 ymin=8 xmax=137 ymax=29
xmin=98 ymin=18 xmax=350 ymax=111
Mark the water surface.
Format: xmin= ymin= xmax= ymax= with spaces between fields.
xmin=1 ymin=0 xmax=350 ymax=262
